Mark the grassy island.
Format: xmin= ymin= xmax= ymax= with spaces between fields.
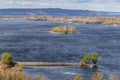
xmin=52 ymin=26 xmax=77 ymax=34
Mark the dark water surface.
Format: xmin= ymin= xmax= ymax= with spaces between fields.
xmin=0 ymin=20 xmax=120 ymax=80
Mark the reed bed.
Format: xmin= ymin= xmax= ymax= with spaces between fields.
xmin=0 ymin=68 xmax=46 ymax=80
xmin=52 ymin=26 xmax=77 ymax=34
xmin=1 ymin=16 xmax=120 ymax=26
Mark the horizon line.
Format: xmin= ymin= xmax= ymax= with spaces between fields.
xmin=0 ymin=8 xmax=120 ymax=13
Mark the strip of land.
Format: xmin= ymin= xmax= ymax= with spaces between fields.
xmin=18 ymin=62 xmax=79 ymax=66
xmin=0 ymin=16 xmax=120 ymax=26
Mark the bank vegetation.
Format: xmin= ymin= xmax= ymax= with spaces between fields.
xmin=0 ymin=53 xmax=119 ymax=80
xmin=0 ymin=16 xmax=120 ymax=26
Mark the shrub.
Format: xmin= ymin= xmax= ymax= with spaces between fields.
xmin=80 ymin=53 xmax=99 ymax=67
xmin=74 ymin=74 xmax=82 ymax=80
xmin=1 ymin=52 xmax=13 ymax=65
xmin=91 ymin=72 xmax=103 ymax=80
xmin=91 ymin=53 xmax=99 ymax=64
xmin=82 ymin=53 xmax=91 ymax=64
xmin=109 ymin=74 xmax=119 ymax=80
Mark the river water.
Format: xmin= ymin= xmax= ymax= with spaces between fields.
xmin=0 ymin=20 xmax=120 ymax=80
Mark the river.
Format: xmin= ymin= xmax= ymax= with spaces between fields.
xmin=0 ymin=20 xmax=120 ymax=80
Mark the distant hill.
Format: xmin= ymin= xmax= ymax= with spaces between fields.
xmin=0 ymin=8 xmax=120 ymax=16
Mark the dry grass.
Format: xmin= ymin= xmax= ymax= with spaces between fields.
xmin=52 ymin=26 xmax=77 ymax=34
xmin=74 ymin=72 xmax=119 ymax=80
xmin=1 ymin=16 xmax=120 ymax=26
xmin=0 ymin=61 xmax=46 ymax=80
xmin=22 ymin=16 xmax=120 ymax=26
xmin=0 ymin=66 xmax=119 ymax=80
xmin=73 ymin=74 xmax=83 ymax=80
xmin=0 ymin=68 xmax=46 ymax=80
xmin=18 ymin=62 xmax=79 ymax=66
xmin=91 ymin=72 xmax=104 ymax=80
xmin=109 ymin=74 xmax=119 ymax=80
xmin=0 ymin=68 xmax=30 ymax=80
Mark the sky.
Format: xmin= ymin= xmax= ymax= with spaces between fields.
xmin=0 ymin=0 xmax=120 ymax=12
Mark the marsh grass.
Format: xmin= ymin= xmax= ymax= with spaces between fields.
xmin=74 ymin=74 xmax=83 ymax=80
xmin=52 ymin=26 xmax=77 ymax=34
xmin=109 ymin=74 xmax=119 ymax=80
xmin=91 ymin=72 xmax=104 ymax=80
xmin=0 ymin=68 xmax=46 ymax=80
xmin=1 ymin=16 xmax=120 ymax=26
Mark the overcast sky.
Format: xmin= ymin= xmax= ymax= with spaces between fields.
xmin=0 ymin=0 xmax=120 ymax=12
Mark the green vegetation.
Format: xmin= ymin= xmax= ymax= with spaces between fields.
xmin=1 ymin=52 xmax=14 ymax=66
xmin=1 ymin=16 xmax=120 ymax=26
xmin=22 ymin=16 xmax=120 ymax=26
xmin=0 ymin=53 xmax=119 ymax=80
xmin=52 ymin=26 xmax=77 ymax=34
xmin=82 ymin=54 xmax=91 ymax=64
xmin=0 ymin=53 xmax=46 ymax=80
xmin=91 ymin=53 xmax=99 ymax=64
xmin=80 ymin=53 xmax=99 ymax=67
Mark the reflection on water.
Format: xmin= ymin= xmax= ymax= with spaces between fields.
xmin=0 ymin=20 xmax=120 ymax=80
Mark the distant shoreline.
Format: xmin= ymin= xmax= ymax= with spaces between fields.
xmin=0 ymin=16 xmax=120 ymax=26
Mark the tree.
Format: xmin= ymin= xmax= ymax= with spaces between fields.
xmin=1 ymin=52 xmax=13 ymax=65
xmin=91 ymin=53 xmax=99 ymax=64
xmin=80 ymin=53 xmax=99 ymax=67
xmin=82 ymin=53 xmax=91 ymax=64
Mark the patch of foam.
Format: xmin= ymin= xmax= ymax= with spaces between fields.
xmin=62 ymin=72 xmax=76 ymax=75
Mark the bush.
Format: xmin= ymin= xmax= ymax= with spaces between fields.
xmin=74 ymin=74 xmax=82 ymax=80
xmin=82 ymin=53 xmax=91 ymax=64
xmin=91 ymin=72 xmax=103 ymax=80
xmin=91 ymin=53 xmax=99 ymax=64
xmin=109 ymin=74 xmax=119 ymax=80
xmin=80 ymin=53 xmax=99 ymax=67
xmin=1 ymin=52 xmax=13 ymax=65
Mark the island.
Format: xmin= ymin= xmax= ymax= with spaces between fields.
xmin=51 ymin=26 xmax=77 ymax=34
